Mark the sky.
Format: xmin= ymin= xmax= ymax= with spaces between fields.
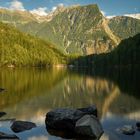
xmin=0 ymin=0 xmax=140 ymax=16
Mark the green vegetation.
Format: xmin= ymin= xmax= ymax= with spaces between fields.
xmin=70 ymin=33 xmax=140 ymax=67
xmin=0 ymin=22 xmax=66 ymax=67
xmin=93 ymin=33 xmax=140 ymax=67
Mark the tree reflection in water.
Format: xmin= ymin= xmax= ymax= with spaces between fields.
xmin=0 ymin=67 xmax=139 ymax=140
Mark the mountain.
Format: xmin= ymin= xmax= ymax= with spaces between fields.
xmin=0 ymin=7 xmax=65 ymax=35
xmin=35 ymin=4 xmax=121 ymax=55
xmin=0 ymin=22 xmax=66 ymax=67
xmin=108 ymin=16 xmax=140 ymax=39
xmin=0 ymin=5 xmax=140 ymax=56
xmin=71 ymin=33 xmax=140 ymax=67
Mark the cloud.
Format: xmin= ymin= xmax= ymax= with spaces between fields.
xmin=51 ymin=3 xmax=64 ymax=12
xmin=52 ymin=6 xmax=57 ymax=11
xmin=30 ymin=7 xmax=48 ymax=16
xmin=58 ymin=3 xmax=64 ymax=7
xmin=106 ymin=13 xmax=140 ymax=19
xmin=106 ymin=15 xmax=116 ymax=19
xmin=9 ymin=0 xmax=25 ymax=11
xmin=124 ymin=13 xmax=140 ymax=19
xmin=101 ymin=10 xmax=106 ymax=16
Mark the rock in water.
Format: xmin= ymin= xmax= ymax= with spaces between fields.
xmin=45 ymin=106 xmax=98 ymax=131
xmin=46 ymin=108 xmax=85 ymax=131
xmin=78 ymin=105 xmax=97 ymax=117
xmin=117 ymin=125 xmax=135 ymax=135
xmin=136 ymin=122 xmax=140 ymax=131
xmin=0 ymin=112 xmax=6 ymax=118
xmin=75 ymin=115 xmax=103 ymax=138
xmin=0 ymin=131 xmax=19 ymax=139
xmin=11 ymin=121 xmax=36 ymax=133
xmin=0 ymin=88 xmax=5 ymax=93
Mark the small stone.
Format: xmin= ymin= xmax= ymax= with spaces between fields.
xmin=117 ymin=125 xmax=135 ymax=135
xmin=11 ymin=120 xmax=36 ymax=133
xmin=0 ymin=131 xmax=19 ymax=139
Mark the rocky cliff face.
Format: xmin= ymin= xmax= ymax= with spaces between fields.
xmin=36 ymin=4 xmax=120 ymax=55
xmin=108 ymin=16 xmax=140 ymax=39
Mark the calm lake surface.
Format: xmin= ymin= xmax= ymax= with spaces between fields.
xmin=0 ymin=67 xmax=140 ymax=140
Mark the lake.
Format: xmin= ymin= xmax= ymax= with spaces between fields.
xmin=0 ymin=67 xmax=140 ymax=140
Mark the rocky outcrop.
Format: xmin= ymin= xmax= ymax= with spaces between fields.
xmin=102 ymin=19 xmax=120 ymax=45
xmin=45 ymin=105 xmax=103 ymax=138
xmin=46 ymin=108 xmax=85 ymax=131
xmin=45 ymin=105 xmax=97 ymax=131
xmin=75 ymin=115 xmax=103 ymax=138
xmin=11 ymin=121 xmax=36 ymax=133
xmin=108 ymin=16 xmax=140 ymax=40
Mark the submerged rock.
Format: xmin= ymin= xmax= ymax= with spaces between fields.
xmin=117 ymin=125 xmax=135 ymax=135
xmin=136 ymin=122 xmax=140 ymax=131
xmin=45 ymin=105 xmax=97 ymax=131
xmin=11 ymin=121 xmax=36 ymax=133
xmin=75 ymin=115 xmax=103 ymax=138
xmin=0 ymin=112 xmax=6 ymax=118
xmin=0 ymin=131 xmax=19 ymax=139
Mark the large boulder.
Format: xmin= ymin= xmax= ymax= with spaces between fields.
xmin=11 ymin=121 xmax=36 ymax=133
xmin=0 ymin=131 xmax=19 ymax=139
xmin=45 ymin=106 xmax=97 ymax=131
xmin=75 ymin=115 xmax=103 ymax=138
xmin=46 ymin=108 xmax=85 ymax=131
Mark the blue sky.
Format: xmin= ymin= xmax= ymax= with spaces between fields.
xmin=0 ymin=0 xmax=140 ymax=16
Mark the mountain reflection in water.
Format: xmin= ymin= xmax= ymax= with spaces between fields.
xmin=0 ymin=67 xmax=140 ymax=140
